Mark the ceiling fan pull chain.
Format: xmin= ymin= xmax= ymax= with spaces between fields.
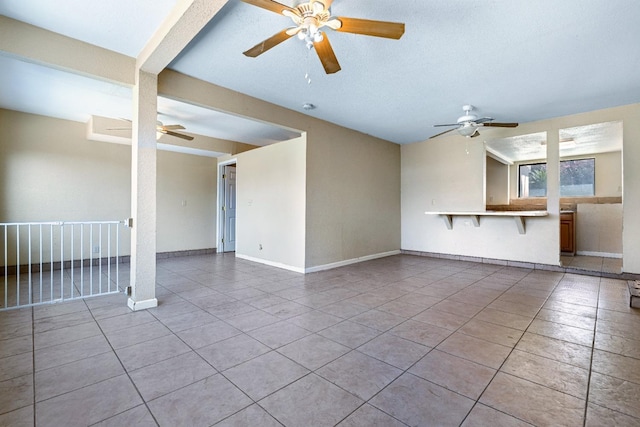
xmin=305 ymin=47 xmax=312 ymax=85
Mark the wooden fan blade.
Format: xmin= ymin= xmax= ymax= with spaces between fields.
xmin=483 ymin=122 xmax=519 ymax=128
xmin=286 ymin=26 xmax=303 ymax=36
xmin=429 ymin=128 xmax=457 ymax=139
xmin=335 ymin=17 xmax=405 ymax=39
xmin=434 ymin=123 xmax=460 ymax=127
xmin=240 ymin=0 xmax=295 ymax=15
xmin=314 ymin=34 xmax=341 ymax=74
xmin=163 ymin=130 xmax=194 ymax=141
xmin=244 ymin=29 xmax=293 ymax=57
xmin=160 ymin=124 xmax=185 ymax=130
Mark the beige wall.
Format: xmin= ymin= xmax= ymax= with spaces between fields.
xmin=486 ymin=156 xmax=509 ymax=205
xmin=160 ymin=71 xmax=402 ymax=272
xmin=156 ymin=150 xmax=217 ymax=253
xmin=591 ymin=151 xmax=622 ymax=197
xmin=305 ymin=129 xmax=401 ymax=269
xmin=0 ymin=109 xmax=131 ymax=223
xmin=234 ymin=136 xmax=306 ymax=271
xmin=402 ymin=133 xmax=559 ymax=265
xmin=402 ymin=103 xmax=640 ymax=273
xmin=576 ymin=203 xmax=622 ymax=256
xmin=0 ymin=109 xmax=220 ymax=265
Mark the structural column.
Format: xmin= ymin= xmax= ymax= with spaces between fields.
xmin=128 ymin=70 xmax=158 ymax=311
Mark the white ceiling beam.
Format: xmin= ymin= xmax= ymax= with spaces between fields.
xmin=0 ymin=16 xmax=135 ymax=86
xmin=136 ymin=0 xmax=230 ymax=74
xmin=485 ymin=146 xmax=514 ymax=165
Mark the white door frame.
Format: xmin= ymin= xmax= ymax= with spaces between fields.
xmin=217 ymin=158 xmax=237 ymax=253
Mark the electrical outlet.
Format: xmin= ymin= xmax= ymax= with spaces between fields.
xmin=431 ymin=199 xmax=436 ymax=205
xmin=181 ymin=200 xmax=187 ymax=207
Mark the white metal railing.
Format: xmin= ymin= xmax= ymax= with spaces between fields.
xmin=1 ymin=220 xmax=129 ymax=310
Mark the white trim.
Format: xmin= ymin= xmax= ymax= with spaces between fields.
xmin=236 ymin=254 xmax=305 ymax=273
xmin=305 ymin=250 xmax=401 ymax=273
xmin=576 ymin=251 xmax=622 ymax=259
xmin=217 ymin=159 xmax=237 ymax=252
xmin=485 ymin=146 xmax=514 ymax=165
xmin=218 ymin=158 xmax=238 ymax=167
xmin=128 ymin=297 xmax=158 ymax=311
xmin=237 ymin=250 xmax=401 ymax=274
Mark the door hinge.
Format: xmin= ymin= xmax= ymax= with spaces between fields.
xmin=222 ymin=238 xmax=224 ymax=243
xmin=222 ymin=174 xmax=226 ymax=179
xmin=222 ymin=206 xmax=226 ymax=211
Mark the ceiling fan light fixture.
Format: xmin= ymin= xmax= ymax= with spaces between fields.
xmin=458 ymin=123 xmax=477 ymax=137
xmin=241 ymin=0 xmax=405 ymax=74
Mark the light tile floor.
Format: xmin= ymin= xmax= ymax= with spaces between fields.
xmin=561 ymin=255 xmax=623 ymax=275
xmin=1 ymin=253 xmax=640 ymax=426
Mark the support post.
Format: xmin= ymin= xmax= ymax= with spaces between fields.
xmin=514 ymin=216 xmax=526 ymax=235
xmin=128 ymin=70 xmax=158 ymax=311
xmin=442 ymin=215 xmax=453 ymax=230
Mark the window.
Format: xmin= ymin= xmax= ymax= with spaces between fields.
xmin=560 ymin=158 xmax=595 ymax=196
xmin=519 ymin=163 xmax=547 ymax=197
xmin=519 ymin=158 xmax=595 ymax=197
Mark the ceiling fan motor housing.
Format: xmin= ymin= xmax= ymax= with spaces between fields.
xmin=457 ymin=105 xmax=477 ymax=123
xmin=457 ymin=114 xmax=478 ymax=124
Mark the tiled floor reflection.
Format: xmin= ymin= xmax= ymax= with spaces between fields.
xmin=561 ymin=254 xmax=623 ymax=275
xmin=1 ymin=253 xmax=640 ymax=426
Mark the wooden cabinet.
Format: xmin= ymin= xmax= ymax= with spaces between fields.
xmin=560 ymin=212 xmax=575 ymax=254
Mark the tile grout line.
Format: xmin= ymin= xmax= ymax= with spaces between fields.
xmin=330 ymin=263 xmax=537 ymax=426
xmin=82 ymin=298 xmax=161 ymax=427
xmin=582 ymin=277 xmax=601 ymax=426
xmin=176 ymin=263 xmax=429 ymax=426
xmin=457 ymin=268 xmax=566 ymax=426
xmin=344 ymin=263 xmax=528 ymax=425
xmin=148 ymin=267 xmax=296 ymax=426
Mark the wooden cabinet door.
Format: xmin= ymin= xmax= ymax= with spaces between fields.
xmin=560 ymin=220 xmax=573 ymax=252
xmin=560 ymin=212 xmax=575 ymax=254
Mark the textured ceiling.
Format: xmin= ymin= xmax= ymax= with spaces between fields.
xmin=1 ymin=0 xmax=639 ymax=148
xmin=485 ymin=121 xmax=623 ymax=163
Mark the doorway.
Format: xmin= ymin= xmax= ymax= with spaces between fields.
xmin=218 ymin=161 xmax=237 ymax=253
xmin=556 ymin=121 xmax=623 ymax=274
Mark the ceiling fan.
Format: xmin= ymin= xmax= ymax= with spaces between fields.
xmin=109 ymin=119 xmax=194 ymax=141
xmin=240 ymin=0 xmax=405 ymax=74
xmin=430 ymin=105 xmax=519 ymax=139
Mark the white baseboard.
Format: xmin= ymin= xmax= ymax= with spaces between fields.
xmin=235 ymin=254 xmax=305 ymax=274
xmin=128 ymin=297 xmax=158 ymax=311
xmin=576 ymin=251 xmax=622 ymax=259
xmin=305 ymin=250 xmax=401 ymax=273
xmin=236 ymin=250 xmax=402 ymax=274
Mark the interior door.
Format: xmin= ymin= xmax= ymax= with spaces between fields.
xmin=223 ymin=165 xmax=237 ymax=252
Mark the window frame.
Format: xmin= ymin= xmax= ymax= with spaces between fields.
xmin=518 ymin=157 xmax=596 ymax=198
